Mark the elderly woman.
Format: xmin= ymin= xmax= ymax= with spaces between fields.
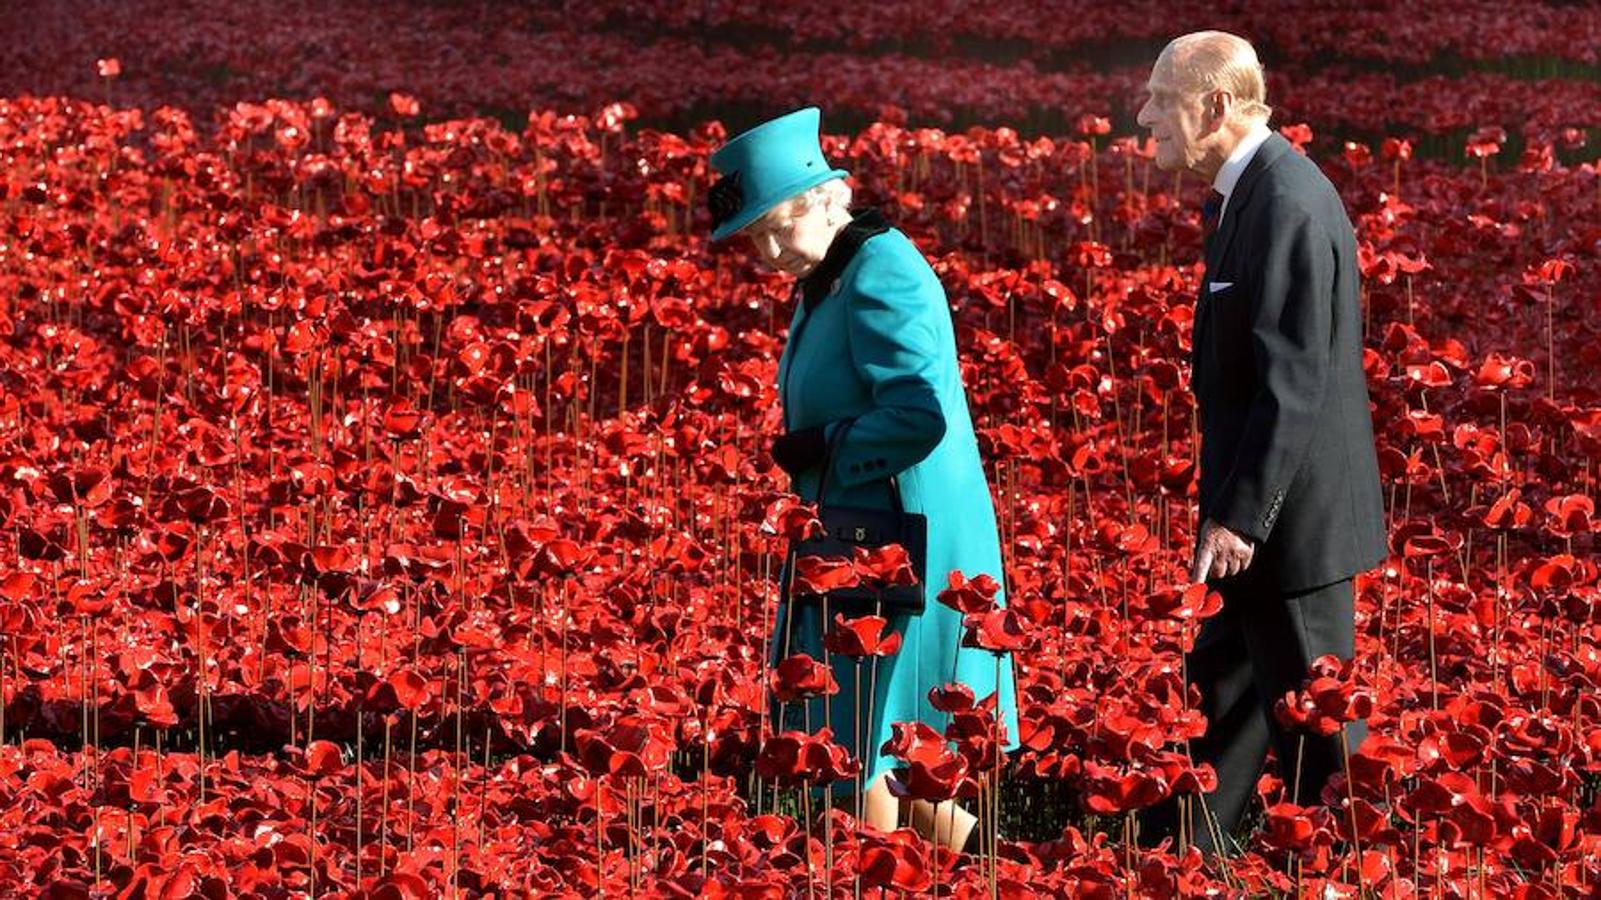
xmin=708 ymin=107 xmax=1019 ymax=852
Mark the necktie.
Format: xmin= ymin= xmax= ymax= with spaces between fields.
xmin=1201 ymin=189 xmax=1225 ymax=243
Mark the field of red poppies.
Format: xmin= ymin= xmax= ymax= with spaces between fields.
xmin=1 ymin=1 xmax=1600 ymax=896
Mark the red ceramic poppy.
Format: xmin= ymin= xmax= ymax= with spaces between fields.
xmin=824 ymin=613 xmax=903 ymax=658
xmin=770 ymin=653 xmax=839 ymax=702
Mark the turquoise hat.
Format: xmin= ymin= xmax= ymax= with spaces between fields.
xmin=707 ymin=107 xmax=851 ymax=241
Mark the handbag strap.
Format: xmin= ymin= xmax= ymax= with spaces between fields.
xmin=813 ymin=417 xmax=904 ymax=514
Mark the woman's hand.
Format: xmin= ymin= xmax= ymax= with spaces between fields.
xmin=771 ymin=425 xmax=828 ymax=475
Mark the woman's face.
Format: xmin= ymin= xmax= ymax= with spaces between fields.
xmin=743 ymin=196 xmax=839 ymax=278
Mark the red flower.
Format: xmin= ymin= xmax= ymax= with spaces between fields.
xmin=824 ymin=613 xmax=902 ymax=658
xmin=1080 ymin=760 xmax=1168 ymax=814
xmin=1381 ymin=137 xmax=1413 ymax=160
xmin=1279 ymin=123 xmax=1314 ymax=150
xmin=793 ymin=554 xmax=860 ymax=594
xmin=756 ymin=729 xmax=858 ymax=785
xmin=301 ymin=740 xmax=344 ymax=779
xmin=388 ymin=92 xmax=421 ymax=117
xmin=881 ymin=721 xmax=947 ymax=766
xmin=1473 ymin=353 xmax=1535 ymax=390
xmin=48 ymin=467 xmax=112 ymax=508
xmin=1261 ymin=802 xmax=1331 ymax=853
xmin=928 ymin=682 xmax=975 ymax=713
xmin=538 ymin=539 xmax=594 ymax=575
xmin=387 ymin=669 xmax=431 ymax=710
xmin=945 ymin=708 xmax=1008 ymax=771
xmin=770 ymin=653 xmax=839 ymax=702
xmin=858 ymin=831 xmax=932 ymax=892
xmin=1482 ymin=489 xmax=1533 ymax=531
xmin=1143 ymin=584 xmax=1222 ymax=622
xmin=1510 ymin=802 xmax=1580 ymax=869
xmin=853 ymin=543 xmax=918 ymax=586
xmin=1465 ymin=125 xmax=1507 ymax=158
xmin=762 ymin=496 xmax=823 ymax=541
xmin=383 ymin=401 xmax=424 ymax=437
xmin=886 ymin=753 xmax=971 ymax=802
xmin=66 ymin=578 xmax=116 ymax=617
xmin=962 ymin=607 xmax=1033 ymax=653
xmin=575 ymin=717 xmax=673 ymax=778
xmin=1542 ymin=494 xmax=1594 ymax=537
xmin=132 ymin=673 xmax=179 ymax=727
xmin=1275 ymin=655 xmax=1373 ymax=736
xmin=937 ymin=570 xmax=1001 ymax=614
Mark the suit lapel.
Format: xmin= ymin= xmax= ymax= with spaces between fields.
xmin=1194 ymin=133 xmax=1293 ymax=379
xmin=1205 ymin=133 xmax=1292 ymax=275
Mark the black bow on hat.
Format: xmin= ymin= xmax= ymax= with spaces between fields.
xmin=707 ymin=170 xmax=744 ymax=231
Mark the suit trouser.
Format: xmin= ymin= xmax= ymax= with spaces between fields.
xmin=1140 ymin=574 xmax=1367 ymax=853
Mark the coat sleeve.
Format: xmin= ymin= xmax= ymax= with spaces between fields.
xmin=1210 ymin=209 xmax=1336 ymax=543
xmin=825 ymin=241 xmax=948 ymax=491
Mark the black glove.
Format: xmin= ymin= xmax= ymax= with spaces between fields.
xmin=770 ymin=425 xmax=829 ymax=475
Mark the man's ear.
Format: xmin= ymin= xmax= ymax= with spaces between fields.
xmin=1206 ymin=89 xmax=1233 ymax=131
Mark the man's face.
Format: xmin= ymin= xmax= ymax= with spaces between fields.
xmin=1136 ymin=56 xmax=1216 ymax=174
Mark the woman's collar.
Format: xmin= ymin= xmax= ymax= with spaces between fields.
xmin=798 ymin=209 xmax=891 ymax=312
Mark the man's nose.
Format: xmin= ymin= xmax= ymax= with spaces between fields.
xmin=1136 ymin=101 xmax=1152 ymax=128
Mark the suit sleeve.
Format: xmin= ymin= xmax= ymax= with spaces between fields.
xmin=1211 ymin=210 xmax=1336 ymax=543
xmin=827 ymin=243 xmax=948 ymax=490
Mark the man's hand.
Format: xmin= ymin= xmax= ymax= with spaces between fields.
xmin=1192 ymin=518 xmax=1256 ymax=583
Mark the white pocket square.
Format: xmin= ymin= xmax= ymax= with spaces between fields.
xmin=1208 ymin=281 xmax=1235 ymax=293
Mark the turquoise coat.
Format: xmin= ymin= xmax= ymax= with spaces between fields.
xmin=771 ymin=218 xmax=1021 ymax=796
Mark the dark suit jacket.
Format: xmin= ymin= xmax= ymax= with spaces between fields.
xmin=1193 ymin=133 xmax=1387 ymax=593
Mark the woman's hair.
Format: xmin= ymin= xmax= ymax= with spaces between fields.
xmin=753 ymin=177 xmax=853 ymax=230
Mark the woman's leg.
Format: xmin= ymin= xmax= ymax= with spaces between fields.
xmin=910 ymin=795 xmax=979 ymax=851
xmin=860 ymin=771 xmax=979 ymax=850
xmin=859 ymin=771 xmax=901 ymax=831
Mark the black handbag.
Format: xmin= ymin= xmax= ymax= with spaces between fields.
xmin=786 ymin=419 xmax=929 ymax=614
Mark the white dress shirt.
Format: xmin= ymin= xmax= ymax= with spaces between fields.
xmin=1213 ymin=121 xmax=1273 ymax=226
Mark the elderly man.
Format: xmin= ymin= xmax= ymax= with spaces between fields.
xmin=1133 ymin=32 xmax=1387 ymax=852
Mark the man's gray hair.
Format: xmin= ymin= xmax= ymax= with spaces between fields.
xmin=1164 ymin=31 xmax=1272 ymax=122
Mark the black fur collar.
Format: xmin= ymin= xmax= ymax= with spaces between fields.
xmin=798 ymin=209 xmax=892 ymax=312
